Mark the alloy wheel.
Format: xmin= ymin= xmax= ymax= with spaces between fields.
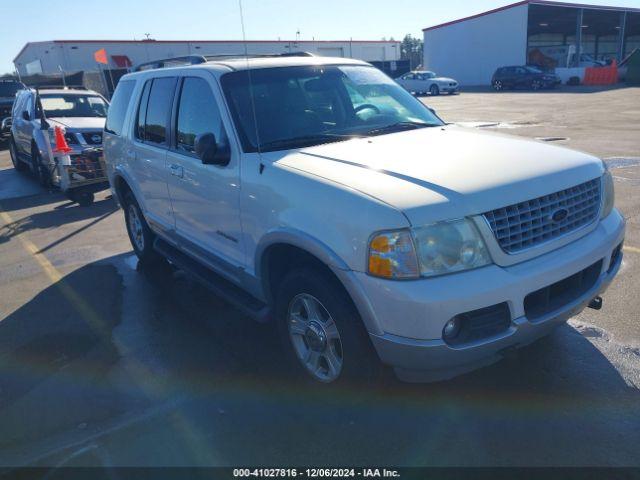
xmin=287 ymin=293 xmax=343 ymax=383
xmin=127 ymin=204 xmax=145 ymax=251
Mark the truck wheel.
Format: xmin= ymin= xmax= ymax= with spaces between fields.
xmin=430 ymin=84 xmax=440 ymax=96
xmin=75 ymin=191 xmax=95 ymax=207
xmin=123 ymin=191 xmax=162 ymax=265
xmin=275 ymin=268 xmax=378 ymax=385
xmin=9 ymin=137 xmax=27 ymax=172
xmin=31 ymin=146 xmax=51 ymax=188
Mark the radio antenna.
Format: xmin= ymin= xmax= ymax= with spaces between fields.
xmin=238 ymin=0 xmax=263 ymax=161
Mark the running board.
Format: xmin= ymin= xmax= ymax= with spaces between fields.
xmin=153 ymin=237 xmax=271 ymax=323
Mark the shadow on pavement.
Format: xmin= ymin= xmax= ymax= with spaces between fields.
xmin=0 ymin=196 xmax=118 ymax=248
xmin=1 ymin=252 xmax=639 ymax=468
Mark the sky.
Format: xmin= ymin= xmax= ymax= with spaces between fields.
xmin=2 ymin=0 xmax=639 ymax=74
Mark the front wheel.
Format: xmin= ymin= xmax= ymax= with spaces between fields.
xmin=276 ymin=268 xmax=379 ymax=385
xmin=9 ymin=137 xmax=27 ymax=172
xmin=429 ymin=84 xmax=440 ymax=96
xmin=31 ymin=146 xmax=51 ymax=188
xmin=531 ymin=79 xmax=542 ymax=91
xmin=493 ymin=80 xmax=504 ymax=91
xmin=123 ymin=191 xmax=163 ymax=265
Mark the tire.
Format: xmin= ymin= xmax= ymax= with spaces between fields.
xmin=122 ymin=190 xmax=163 ymax=265
xmin=429 ymin=84 xmax=440 ymax=96
xmin=31 ymin=145 xmax=51 ymax=188
xmin=76 ymin=191 xmax=95 ymax=207
xmin=9 ymin=137 xmax=27 ymax=172
xmin=531 ymin=79 xmax=542 ymax=91
xmin=275 ymin=268 xmax=379 ymax=385
xmin=493 ymin=80 xmax=504 ymax=91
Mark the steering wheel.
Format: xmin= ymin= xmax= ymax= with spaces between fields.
xmin=354 ymin=103 xmax=381 ymax=115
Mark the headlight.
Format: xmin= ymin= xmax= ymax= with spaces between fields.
xmin=413 ymin=219 xmax=491 ymax=277
xmin=368 ymin=230 xmax=419 ymax=279
xmin=601 ymin=165 xmax=615 ymax=219
xmin=367 ymin=219 xmax=492 ymax=279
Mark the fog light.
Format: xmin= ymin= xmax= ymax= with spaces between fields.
xmin=443 ymin=317 xmax=461 ymax=339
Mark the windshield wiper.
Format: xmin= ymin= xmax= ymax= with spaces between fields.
xmin=259 ymin=133 xmax=358 ymax=151
xmin=365 ymin=121 xmax=436 ymax=136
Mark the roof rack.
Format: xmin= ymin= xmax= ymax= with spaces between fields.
xmin=133 ymin=51 xmax=315 ymax=72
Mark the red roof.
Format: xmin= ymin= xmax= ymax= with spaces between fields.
xmin=422 ymin=0 xmax=640 ymax=32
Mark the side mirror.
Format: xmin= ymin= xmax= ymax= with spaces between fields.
xmin=22 ymin=110 xmax=30 ymax=121
xmin=428 ymin=107 xmax=436 ymax=115
xmin=195 ymin=132 xmax=224 ymax=165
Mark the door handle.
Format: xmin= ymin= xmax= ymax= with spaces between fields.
xmin=169 ymin=164 xmax=184 ymax=178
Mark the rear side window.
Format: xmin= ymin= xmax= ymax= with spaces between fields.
xmin=105 ymin=80 xmax=135 ymax=135
xmin=176 ymin=77 xmax=229 ymax=158
xmin=144 ymin=77 xmax=177 ymax=145
xmin=135 ymin=81 xmax=152 ymax=140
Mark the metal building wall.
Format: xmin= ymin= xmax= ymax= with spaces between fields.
xmin=423 ymin=4 xmax=529 ymax=86
xmin=14 ymin=40 xmax=401 ymax=76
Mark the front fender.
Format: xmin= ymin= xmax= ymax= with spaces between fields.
xmin=255 ymin=228 xmax=384 ymax=335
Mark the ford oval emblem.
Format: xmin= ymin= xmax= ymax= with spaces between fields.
xmin=551 ymin=208 xmax=569 ymax=223
xmin=91 ymin=134 xmax=102 ymax=143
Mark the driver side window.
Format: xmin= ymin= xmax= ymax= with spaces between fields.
xmin=176 ymin=77 xmax=230 ymax=162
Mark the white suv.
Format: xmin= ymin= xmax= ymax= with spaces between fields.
xmin=104 ymin=54 xmax=625 ymax=384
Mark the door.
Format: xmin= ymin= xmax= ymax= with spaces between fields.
xmin=130 ymin=76 xmax=177 ymax=230
xmin=14 ymin=93 xmax=34 ymax=154
xmin=398 ymin=73 xmax=417 ymax=92
xmin=166 ymin=75 xmax=243 ymax=269
xmin=514 ymin=67 xmax=529 ymax=88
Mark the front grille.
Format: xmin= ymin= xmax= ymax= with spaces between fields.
xmin=81 ymin=131 xmax=103 ymax=145
xmin=524 ymin=260 xmax=602 ymax=321
xmin=483 ymin=178 xmax=601 ymax=254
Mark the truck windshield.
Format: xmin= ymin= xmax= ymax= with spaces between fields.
xmin=40 ymin=94 xmax=108 ymax=118
xmin=221 ymin=65 xmax=443 ymax=152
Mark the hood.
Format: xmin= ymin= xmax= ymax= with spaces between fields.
xmin=271 ymin=126 xmax=603 ymax=226
xmin=47 ymin=117 xmax=106 ymax=130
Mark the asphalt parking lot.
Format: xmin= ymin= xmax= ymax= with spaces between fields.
xmin=1 ymin=86 xmax=639 ymax=470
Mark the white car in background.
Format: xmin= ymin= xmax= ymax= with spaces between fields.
xmin=395 ymin=70 xmax=459 ymax=96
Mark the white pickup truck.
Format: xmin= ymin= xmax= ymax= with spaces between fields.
xmin=104 ymin=54 xmax=624 ymax=384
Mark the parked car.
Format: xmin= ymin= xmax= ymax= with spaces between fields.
xmin=492 ymin=66 xmax=560 ymax=91
xmin=395 ymin=70 xmax=459 ymax=96
xmin=9 ymin=87 xmax=109 ymax=187
xmin=0 ymin=79 xmax=24 ymax=135
xmin=104 ymin=54 xmax=624 ymax=384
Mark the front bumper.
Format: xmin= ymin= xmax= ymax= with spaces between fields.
xmin=354 ymin=211 xmax=625 ymax=382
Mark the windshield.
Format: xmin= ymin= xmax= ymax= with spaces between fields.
xmin=40 ymin=94 xmax=109 ymax=118
xmin=0 ymin=82 xmax=22 ymax=97
xmin=221 ymin=65 xmax=443 ymax=152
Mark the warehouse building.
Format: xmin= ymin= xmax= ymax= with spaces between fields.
xmin=13 ymin=39 xmax=401 ymax=77
xmin=423 ymin=0 xmax=640 ymax=85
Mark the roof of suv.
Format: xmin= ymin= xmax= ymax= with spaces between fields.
xmin=36 ymin=88 xmax=102 ymax=95
xmin=129 ymin=55 xmax=370 ymax=77
xmin=208 ymin=55 xmax=368 ymax=71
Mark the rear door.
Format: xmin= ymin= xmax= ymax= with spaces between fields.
xmin=165 ymin=74 xmax=244 ymax=270
xmin=130 ymin=76 xmax=177 ymax=231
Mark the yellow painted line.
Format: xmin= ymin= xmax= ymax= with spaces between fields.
xmin=0 ymin=209 xmax=109 ymax=336
xmin=623 ymin=245 xmax=640 ymax=254
xmin=0 ymin=208 xmax=211 ymax=456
